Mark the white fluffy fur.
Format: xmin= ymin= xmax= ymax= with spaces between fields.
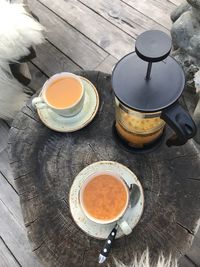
xmin=0 ymin=0 xmax=44 ymax=122
xmin=113 ymin=250 xmax=178 ymax=267
xmin=0 ymin=0 xmax=44 ymax=63
xmin=0 ymin=67 xmax=29 ymax=122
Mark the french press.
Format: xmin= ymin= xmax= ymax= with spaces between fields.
xmin=112 ymin=30 xmax=197 ymax=151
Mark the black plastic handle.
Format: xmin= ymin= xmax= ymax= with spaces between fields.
xmin=99 ymin=225 xmax=118 ymax=259
xmin=161 ymin=102 xmax=197 ymax=147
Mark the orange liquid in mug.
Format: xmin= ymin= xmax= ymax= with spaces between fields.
xmin=45 ymin=77 xmax=82 ymax=108
xmin=82 ymin=174 xmax=128 ymax=221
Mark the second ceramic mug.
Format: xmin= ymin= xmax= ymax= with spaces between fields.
xmin=32 ymin=72 xmax=85 ymax=117
xmin=79 ymin=171 xmax=132 ymax=235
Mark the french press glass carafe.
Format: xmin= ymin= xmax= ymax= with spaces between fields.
xmin=112 ymin=30 xmax=197 ymax=151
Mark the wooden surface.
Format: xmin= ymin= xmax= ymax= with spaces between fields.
xmin=0 ymin=120 xmax=9 ymax=153
xmin=2 ymin=0 xmax=200 ymax=266
xmin=0 ymin=120 xmax=43 ymax=267
xmin=0 ymin=238 xmax=19 ymax=267
xmin=8 ymin=71 xmax=200 ymax=267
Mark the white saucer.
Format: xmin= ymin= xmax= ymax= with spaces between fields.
xmin=69 ymin=161 xmax=144 ymax=240
xmin=36 ymin=77 xmax=99 ymax=132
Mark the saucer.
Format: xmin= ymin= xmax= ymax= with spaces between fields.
xmin=69 ymin=161 xmax=144 ymax=240
xmin=36 ymin=77 xmax=99 ymax=132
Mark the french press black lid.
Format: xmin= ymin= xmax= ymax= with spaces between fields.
xmin=112 ymin=30 xmax=197 ymax=147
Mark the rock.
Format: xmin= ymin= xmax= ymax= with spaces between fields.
xmin=171 ymin=0 xmax=200 ymax=143
xmin=193 ymin=70 xmax=200 ymax=143
xmin=171 ymin=2 xmax=190 ymax=23
xmin=171 ymin=3 xmax=200 ymax=83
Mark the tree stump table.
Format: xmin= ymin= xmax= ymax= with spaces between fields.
xmin=8 ymin=71 xmax=200 ymax=267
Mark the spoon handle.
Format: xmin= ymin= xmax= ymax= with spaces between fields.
xmin=99 ymin=225 xmax=118 ymax=264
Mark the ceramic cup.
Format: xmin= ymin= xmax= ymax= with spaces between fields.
xmin=32 ymin=72 xmax=85 ymax=117
xmin=79 ymin=171 xmax=132 ymax=235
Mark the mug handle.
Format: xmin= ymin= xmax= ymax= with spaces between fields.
xmin=118 ymin=219 xmax=132 ymax=235
xmin=161 ymin=101 xmax=197 ymax=147
xmin=32 ymin=96 xmax=48 ymax=109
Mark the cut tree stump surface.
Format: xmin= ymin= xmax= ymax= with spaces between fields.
xmin=8 ymin=71 xmax=200 ymax=267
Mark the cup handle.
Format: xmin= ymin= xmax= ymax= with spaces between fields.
xmin=118 ymin=219 xmax=132 ymax=235
xmin=32 ymin=96 xmax=47 ymax=109
xmin=161 ymin=101 xmax=197 ymax=146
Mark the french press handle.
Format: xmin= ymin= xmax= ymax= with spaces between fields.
xmin=161 ymin=102 xmax=197 ymax=146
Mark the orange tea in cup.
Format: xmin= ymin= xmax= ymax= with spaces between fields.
xmin=32 ymin=72 xmax=85 ymax=117
xmin=45 ymin=76 xmax=83 ymax=109
xmin=80 ymin=172 xmax=129 ymax=223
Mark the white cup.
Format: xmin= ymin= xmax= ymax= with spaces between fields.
xmin=32 ymin=72 xmax=84 ymax=117
xmin=79 ymin=171 xmax=132 ymax=235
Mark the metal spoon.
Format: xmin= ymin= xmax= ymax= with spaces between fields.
xmin=98 ymin=184 xmax=141 ymax=264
